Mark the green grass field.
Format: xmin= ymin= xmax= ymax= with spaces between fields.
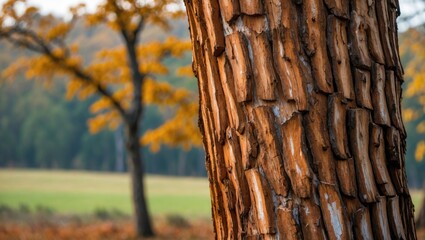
xmin=0 ymin=169 xmax=423 ymax=220
xmin=411 ymin=189 xmax=424 ymax=217
xmin=0 ymin=169 xmax=211 ymax=219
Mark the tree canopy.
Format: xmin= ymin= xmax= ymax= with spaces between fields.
xmin=0 ymin=0 xmax=204 ymax=236
xmin=0 ymin=0 xmax=201 ymax=151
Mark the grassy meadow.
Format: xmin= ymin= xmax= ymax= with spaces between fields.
xmin=0 ymin=169 xmax=424 ymax=239
xmin=0 ymin=169 xmax=424 ymax=219
xmin=0 ymin=169 xmax=211 ymax=219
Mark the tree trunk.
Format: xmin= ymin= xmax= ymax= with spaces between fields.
xmin=184 ymin=0 xmax=417 ymax=239
xmin=126 ymin=124 xmax=154 ymax=237
xmin=123 ymin=26 xmax=154 ymax=238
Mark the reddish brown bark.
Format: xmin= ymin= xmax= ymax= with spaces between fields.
xmin=184 ymin=0 xmax=417 ymax=239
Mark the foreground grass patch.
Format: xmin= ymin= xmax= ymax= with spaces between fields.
xmin=0 ymin=169 xmax=211 ymax=219
xmin=411 ymin=189 xmax=424 ymax=217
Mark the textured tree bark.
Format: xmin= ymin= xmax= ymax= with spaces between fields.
xmin=184 ymin=0 xmax=417 ymax=239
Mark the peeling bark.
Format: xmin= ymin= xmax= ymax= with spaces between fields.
xmin=252 ymin=107 xmax=289 ymax=196
xmin=327 ymin=16 xmax=354 ymax=100
xmin=323 ymin=0 xmax=348 ymax=18
xmin=353 ymin=69 xmax=373 ymax=110
xmin=371 ymin=63 xmax=391 ymax=126
xmin=376 ymin=0 xmax=395 ymax=67
xmin=243 ymin=16 xmax=277 ymax=101
xmin=277 ymin=204 xmax=301 ymax=240
xmin=371 ymin=196 xmax=392 ymax=240
xmin=353 ymin=207 xmax=374 ymax=240
xmin=245 ymin=168 xmax=275 ymax=235
xmin=218 ymin=0 xmax=240 ymax=22
xmin=300 ymin=199 xmax=327 ymax=240
xmin=386 ymin=127 xmax=402 ymax=168
xmin=336 ymin=158 xmax=357 ymax=197
xmin=184 ymin=0 xmax=417 ymax=238
xmin=281 ymin=113 xmax=312 ymax=198
xmin=318 ymin=184 xmax=351 ymax=240
xmin=305 ymin=92 xmax=337 ymax=184
xmin=348 ymin=109 xmax=379 ymax=203
xmin=239 ymin=0 xmax=263 ymax=15
xmin=349 ymin=11 xmax=371 ymax=68
xmin=388 ymin=196 xmax=407 ymax=239
xmin=202 ymin=0 xmax=225 ymax=56
xmin=225 ymin=32 xmax=253 ymax=102
xmin=369 ymin=124 xmax=397 ymax=197
xmin=328 ymin=93 xmax=351 ymax=159
xmin=385 ymin=70 xmax=404 ymax=132
xmin=302 ymin=0 xmax=334 ymax=94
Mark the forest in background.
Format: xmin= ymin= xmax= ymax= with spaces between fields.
xmin=399 ymin=27 xmax=425 ymax=189
xmin=0 ymin=17 xmax=424 ymax=186
xmin=0 ymin=18 xmax=206 ymax=177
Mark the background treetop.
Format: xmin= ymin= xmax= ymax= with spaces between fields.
xmin=0 ymin=0 xmax=201 ymax=151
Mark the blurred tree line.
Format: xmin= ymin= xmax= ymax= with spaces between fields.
xmin=401 ymin=25 xmax=425 ymax=189
xmin=0 ymin=17 xmax=206 ymax=177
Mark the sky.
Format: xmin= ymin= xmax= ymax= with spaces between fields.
xmin=20 ymin=0 xmax=101 ymax=16
xmin=0 ymin=0 xmax=423 ymax=30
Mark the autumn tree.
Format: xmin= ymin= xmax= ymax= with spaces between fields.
xmin=184 ymin=0 xmax=417 ymax=239
xmin=0 ymin=0 xmax=200 ymax=237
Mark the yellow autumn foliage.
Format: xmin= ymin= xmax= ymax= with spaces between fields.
xmin=23 ymin=56 xmax=57 ymax=83
xmin=1 ymin=58 xmax=28 ymax=81
xmin=417 ymin=121 xmax=425 ymax=134
xmin=88 ymin=110 xmax=121 ymax=134
xmin=141 ymin=102 xmax=201 ymax=152
xmin=416 ymin=141 xmax=425 ymax=162
xmin=402 ymin=108 xmax=419 ymax=122
xmin=46 ymin=22 xmax=72 ymax=41
xmin=143 ymin=78 xmax=192 ymax=105
xmin=90 ymin=85 xmax=132 ymax=114
xmin=176 ymin=65 xmax=194 ymax=78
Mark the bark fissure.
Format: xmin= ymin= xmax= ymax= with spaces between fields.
xmin=184 ymin=0 xmax=417 ymax=238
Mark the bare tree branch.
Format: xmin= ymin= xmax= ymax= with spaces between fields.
xmin=133 ymin=16 xmax=145 ymax=40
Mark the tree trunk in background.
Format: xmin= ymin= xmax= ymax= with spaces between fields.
xmin=126 ymin=125 xmax=154 ymax=237
xmin=184 ymin=0 xmax=417 ymax=239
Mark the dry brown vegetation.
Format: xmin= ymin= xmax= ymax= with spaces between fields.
xmin=0 ymin=217 xmax=213 ymax=240
xmin=0 ymin=206 xmax=213 ymax=240
xmin=417 ymin=227 xmax=425 ymax=239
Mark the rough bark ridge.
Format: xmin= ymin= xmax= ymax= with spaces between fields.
xmin=184 ymin=0 xmax=416 ymax=239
